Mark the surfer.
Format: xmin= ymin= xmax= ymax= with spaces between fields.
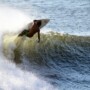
xmin=18 ymin=20 xmax=41 ymax=42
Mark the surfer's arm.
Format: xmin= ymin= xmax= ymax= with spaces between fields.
xmin=38 ymin=29 xmax=40 ymax=42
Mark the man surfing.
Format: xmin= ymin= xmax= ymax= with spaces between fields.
xmin=18 ymin=19 xmax=49 ymax=42
xmin=18 ymin=20 xmax=41 ymax=42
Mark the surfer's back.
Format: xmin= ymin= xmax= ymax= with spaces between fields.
xmin=28 ymin=22 xmax=40 ymax=37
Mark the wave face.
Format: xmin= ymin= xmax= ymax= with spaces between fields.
xmin=3 ymin=32 xmax=90 ymax=90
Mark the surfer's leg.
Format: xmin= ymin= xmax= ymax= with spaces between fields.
xmin=25 ymin=33 xmax=31 ymax=38
xmin=18 ymin=30 xmax=29 ymax=36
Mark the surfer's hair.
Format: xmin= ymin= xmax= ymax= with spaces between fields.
xmin=34 ymin=20 xmax=41 ymax=27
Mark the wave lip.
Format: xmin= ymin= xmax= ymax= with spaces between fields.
xmin=3 ymin=32 xmax=90 ymax=90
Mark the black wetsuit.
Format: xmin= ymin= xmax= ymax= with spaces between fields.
xmin=18 ymin=29 xmax=30 ymax=37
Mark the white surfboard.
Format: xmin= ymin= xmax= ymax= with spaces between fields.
xmin=25 ymin=19 xmax=50 ymax=30
xmin=18 ymin=19 xmax=50 ymax=36
xmin=39 ymin=19 xmax=50 ymax=29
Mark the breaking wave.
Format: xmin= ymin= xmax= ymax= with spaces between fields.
xmin=3 ymin=32 xmax=90 ymax=71
xmin=3 ymin=32 xmax=90 ymax=89
xmin=3 ymin=32 xmax=90 ymax=63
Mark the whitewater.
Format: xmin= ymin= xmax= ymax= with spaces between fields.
xmin=0 ymin=0 xmax=90 ymax=90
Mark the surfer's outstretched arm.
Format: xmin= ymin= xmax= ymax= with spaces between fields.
xmin=38 ymin=29 xmax=40 ymax=42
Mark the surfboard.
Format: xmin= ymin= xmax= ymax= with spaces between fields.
xmin=18 ymin=19 xmax=50 ymax=36
xmin=26 ymin=19 xmax=50 ymax=29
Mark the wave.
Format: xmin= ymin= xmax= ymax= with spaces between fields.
xmin=3 ymin=32 xmax=90 ymax=66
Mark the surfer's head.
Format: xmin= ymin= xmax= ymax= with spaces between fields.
xmin=33 ymin=20 xmax=41 ymax=27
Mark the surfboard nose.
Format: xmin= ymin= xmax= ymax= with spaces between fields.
xmin=43 ymin=19 xmax=50 ymax=23
xmin=39 ymin=19 xmax=50 ymax=29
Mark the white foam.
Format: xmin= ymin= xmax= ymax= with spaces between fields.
xmin=0 ymin=5 xmax=32 ymax=34
xmin=0 ymin=58 xmax=56 ymax=90
xmin=0 ymin=58 xmax=58 ymax=89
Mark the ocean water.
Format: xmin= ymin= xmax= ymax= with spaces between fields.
xmin=0 ymin=0 xmax=90 ymax=90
